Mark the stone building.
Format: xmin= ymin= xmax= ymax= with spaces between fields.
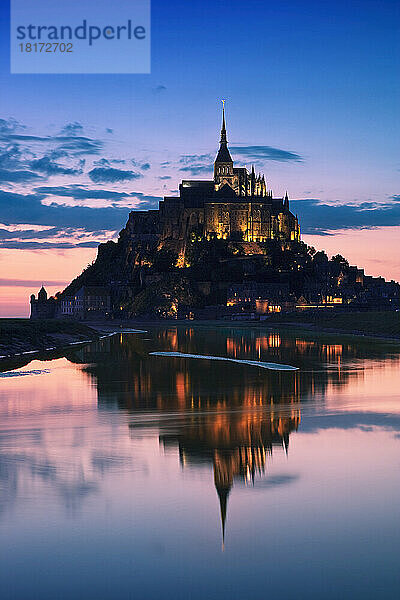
xmin=125 ymin=104 xmax=300 ymax=248
xmin=30 ymin=285 xmax=110 ymax=320
xmin=30 ymin=286 xmax=56 ymax=319
xmin=59 ymin=286 xmax=111 ymax=319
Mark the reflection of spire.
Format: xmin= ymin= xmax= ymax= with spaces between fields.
xmin=217 ymin=484 xmax=230 ymax=550
xmin=214 ymin=450 xmax=233 ymax=550
xmin=158 ymin=404 xmax=301 ymax=550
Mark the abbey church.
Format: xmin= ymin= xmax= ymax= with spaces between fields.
xmin=127 ymin=104 xmax=300 ymax=246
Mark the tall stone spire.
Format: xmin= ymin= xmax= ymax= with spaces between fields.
xmin=215 ymin=100 xmax=233 ymax=164
xmin=220 ymin=99 xmax=227 ymax=144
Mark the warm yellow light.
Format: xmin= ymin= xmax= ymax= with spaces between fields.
xmin=176 ymin=252 xmax=185 ymax=268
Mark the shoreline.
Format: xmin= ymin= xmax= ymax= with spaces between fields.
xmin=89 ymin=317 xmax=400 ymax=345
xmin=0 ymin=319 xmax=108 ymax=371
xmin=1 ymin=313 xmax=399 ymax=371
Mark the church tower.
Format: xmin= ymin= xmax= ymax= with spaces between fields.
xmin=214 ymin=101 xmax=235 ymax=190
xmin=38 ymin=286 xmax=48 ymax=302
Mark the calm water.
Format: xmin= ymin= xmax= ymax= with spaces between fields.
xmin=1 ymin=326 xmax=400 ymax=599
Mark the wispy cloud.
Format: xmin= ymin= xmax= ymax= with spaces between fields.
xmin=0 ymin=186 xmax=162 ymax=248
xmin=3 ymin=133 xmax=103 ymax=156
xmin=0 ymin=278 xmax=67 ymax=287
xmin=179 ymin=165 xmax=213 ymax=175
xmin=59 ymin=122 xmax=84 ymax=136
xmin=30 ymin=156 xmax=84 ymax=176
xmin=131 ymin=159 xmax=151 ymax=171
xmin=93 ymin=157 xmax=126 ymax=166
xmin=2 ymin=117 xmax=398 ymax=252
xmin=34 ymin=185 xmax=128 ymax=201
xmin=88 ymin=167 xmax=142 ymax=183
xmin=0 ymin=240 xmax=101 ymax=249
xmin=0 ymin=220 xmax=118 ymax=249
xmin=295 ymin=196 xmax=400 ymax=235
xmin=0 ymin=118 xmax=104 ymax=159
xmin=0 ymin=189 xmax=129 ymax=232
xmin=0 ymin=118 xmax=21 ymax=135
xmin=180 ymin=154 xmax=213 ymax=165
xmin=231 ymin=145 xmax=303 ymax=162
xmin=178 ymin=153 xmax=213 ymax=176
xmin=176 ymin=146 xmax=302 ymax=174
xmin=0 ymin=168 xmax=41 ymax=183
xmin=0 ymin=117 xmax=163 ymax=248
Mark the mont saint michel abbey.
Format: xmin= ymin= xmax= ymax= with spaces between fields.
xmin=30 ymin=105 xmax=400 ymax=320
xmin=128 ymin=104 xmax=300 ymax=245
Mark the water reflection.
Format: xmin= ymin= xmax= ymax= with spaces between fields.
xmin=1 ymin=327 xmax=400 ymax=599
xmin=0 ymin=356 xmax=139 ymax=518
xmin=72 ymin=327 xmax=374 ymax=409
xmin=67 ymin=327 xmax=400 ymax=542
xmin=0 ymin=422 xmax=138 ymax=517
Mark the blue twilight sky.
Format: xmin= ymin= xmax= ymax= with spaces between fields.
xmin=0 ymin=0 xmax=399 ymax=314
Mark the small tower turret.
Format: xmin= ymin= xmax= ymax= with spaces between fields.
xmin=284 ymin=191 xmax=289 ymax=211
xmin=250 ymin=165 xmax=255 ymax=196
xmin=38 ymin=286 xmax=47 ymax=302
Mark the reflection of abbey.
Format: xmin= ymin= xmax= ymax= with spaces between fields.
xmin=65 ymin=328 xmax=371 ymax=544
xmin=128 ymin=103 xmax=300 ymax=245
